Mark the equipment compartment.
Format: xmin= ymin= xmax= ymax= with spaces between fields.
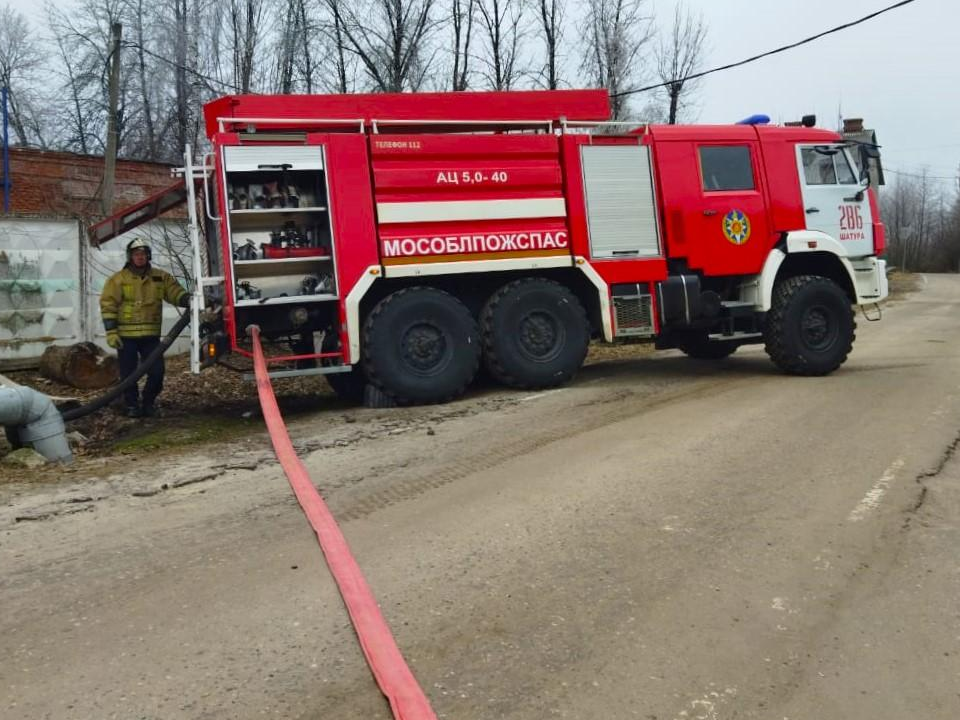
xmin=221 ymin=148 xmax=338 ymax=305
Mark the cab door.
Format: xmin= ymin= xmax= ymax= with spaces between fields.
xmin=796 ymin=145 xmax=872 ymax=257
xmin=685 ymin=143 xmax=772 ymax=275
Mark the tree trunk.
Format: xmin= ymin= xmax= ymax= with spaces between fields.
xmin=668 ymin=85 xmax=680 ymax=124
xmin=39 ymin=343 xmax=119 ymax=390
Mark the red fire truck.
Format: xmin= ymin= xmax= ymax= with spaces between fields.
xmin=91 ymin=89 xmax=887 ymax=405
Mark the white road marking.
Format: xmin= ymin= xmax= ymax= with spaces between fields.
xmin=923 ymin=395 xmax=953 ymax=426
xmin=922 ymin=274 xmax=929 ymax=284
xmin=848 ymin=459 xmax=905 ymax=522
xmin=771 ymin=597 xmax=799 ymax=614
xmin=672 ymin=686 xmax=738 ymax=720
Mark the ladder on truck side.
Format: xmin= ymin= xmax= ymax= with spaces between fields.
xmin=178 ymin=147 xmax=223 ymax=375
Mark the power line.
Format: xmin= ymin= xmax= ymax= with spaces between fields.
xmin=887 ymin=142 xmax=960 ymax=152
xmin=876 ymin=152 xmax=960 ymax=176
xmin=885 ymin=164 xmax=960 ymax=178
xmin=885 ymin=167 xmax=958 ymax=182
xmin=121 ymin=40 xmax=242 ymax=94
xmin=611 ymin=0 xmax=919 ymax=99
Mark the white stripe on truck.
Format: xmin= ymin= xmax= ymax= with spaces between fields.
xmin=376 ymin=197 xmax=567 ymax=224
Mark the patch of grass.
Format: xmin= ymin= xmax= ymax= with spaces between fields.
xmin=112 ymin=415 xmax=258 ymax=454
xmin=886 ymin=271 xmax=920 ymax=300
xmin=586 ymin=340 xmax=657 ymax=365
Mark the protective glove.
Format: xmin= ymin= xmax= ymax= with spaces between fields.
xmin=106 ymin=330 xmax=122 ymax=349
xmin=178 ymin=293 xmax=191 ymax=308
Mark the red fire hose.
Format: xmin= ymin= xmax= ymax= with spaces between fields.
xmin=248 ymin=326 xmax=437 ymax=720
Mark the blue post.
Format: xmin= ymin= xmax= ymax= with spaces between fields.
xmin=1 ymin=86 xmax=9 ymax=213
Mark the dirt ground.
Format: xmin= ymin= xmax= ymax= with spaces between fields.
xmin=1 ymin=272 xmax=958 ymax=720
xmin=3 ymin=353 xmax=334 ymax=456
xmin=886 ymin=269 xmax=920 ymax=298
xmin=0 ymin=340 xmax=654 ymax=482
xmin=0 ymin=271 xmax=915 ymax=477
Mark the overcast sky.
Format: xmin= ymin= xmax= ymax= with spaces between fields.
xmin=5 ymin=0 xmax=957 ymax=187
xmin=652 ymin=0 xmax=959 ymax=187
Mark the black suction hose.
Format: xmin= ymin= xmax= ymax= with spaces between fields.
xmin=61 ymin=311 xmax=192 ymax=422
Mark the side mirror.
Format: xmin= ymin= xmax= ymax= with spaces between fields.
xmin=859 ymin=145 xmax=872 ymax=187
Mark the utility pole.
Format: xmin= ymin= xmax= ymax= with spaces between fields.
xmin=102 ymin=22 xmax=123 ymax=216
xmin=2 ymin=86 xmax=10 ymax=213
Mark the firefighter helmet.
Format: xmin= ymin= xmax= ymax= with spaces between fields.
xmin=126 ymin=237 xmax=152 ymax=262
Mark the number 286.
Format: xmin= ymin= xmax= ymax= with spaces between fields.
xmin=839 ymin=205 xmax=863 ymax=230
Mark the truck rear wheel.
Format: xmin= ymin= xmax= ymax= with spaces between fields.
xmin=363 ymin=287 xmax=480 ymax=404
xmin=764 ymin=275 xmax=855 ymax=376
xmin=678 ymin=334 xmax=738 ymax=360
xmin=480 ymin=278 xmax=590 ymax=389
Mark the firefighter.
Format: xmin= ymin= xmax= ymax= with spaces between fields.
xmin=100 ymin=238 xmax=191 ymax=417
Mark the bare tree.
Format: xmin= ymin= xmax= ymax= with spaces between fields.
xmin=115 ymin=0 xmax=211 ymax=161
xmin=207 ymin=0 xmax=266 ymax=94
xmin=0 ymin=6 xmax=46 ymax=146
xmin=332 ymin=0 xmax=437 ymax=92
xmin=535 ymin=0 xmax=564 ymax=89
xmin=882 ymin=177 xmax=912 ymax=268
xmin=125 ymin=0 xmax=160 ymax=158
xmin=580 ymin=0 xmax=654 ymax=120
xmin=52 ymin=31 xmax=92 ymax=154
xmin=654 ymin=3 xmax=707 ymax=124
xmin=951 ymin=171 xmax=960 ymax=271
xmin=475 ymin=0 xmax=526 ymax=90
xmin=47 ymin=0 xmax=134 ymax=156
xmin=319 ymin=0 xmax=355 ymax=92
xmin=882 ymin=169 xmax=960 ymax=272
xmin=234 ymin=0 xmax=265 ymax=93
xmin=450 ymin=0 xmax=475 ymax=90
xmin=266 ymin=0 xmax=324 ymax=94
xmin=910 ymin=170 xmax=930 ymax=269
xmin=273 ymin=0 xmax=303 ymax=93
xmin=294 ymin=0 xmax=318 ymax=92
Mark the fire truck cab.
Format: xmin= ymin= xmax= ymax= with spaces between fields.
xmin=98 ymin=89 xmax=887 ymax=405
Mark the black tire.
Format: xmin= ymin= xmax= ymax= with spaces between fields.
xmin=321 ymin=331 xmax=366 ymax=403
xmin=678 ymin=334 xmax=738 ymax=360
xmin=363 ymin=287 xmax=480 ymax=404
xmin=480 ymin=278 xmax=590 ymax=389
xmin=363 ymin=383 xmax=397 ymax=409
xmin=764 ymin=275 xmax=855 ymax=376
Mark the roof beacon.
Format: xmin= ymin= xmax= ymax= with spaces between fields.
xmin=736 ymin=114 xmax=771 ymax=126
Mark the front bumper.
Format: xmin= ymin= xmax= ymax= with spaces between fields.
xmin=849 ymin=257 xmax=888 ymax=305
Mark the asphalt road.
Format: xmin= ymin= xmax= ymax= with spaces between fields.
xmin=2 ymin=275 xmax=959 ymax=720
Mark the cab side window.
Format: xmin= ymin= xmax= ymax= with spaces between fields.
xmin=802 ymin=148 xmax=837 ymax=185
xmin=835 ymin=152 xmax=857 ymax=184
xmin=699 ymin=146 xmax=755 ymax=192
xmin=801 ymin=147 xmax=857 ymax=185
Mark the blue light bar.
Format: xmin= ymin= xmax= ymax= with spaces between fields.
xmin=736 ymin=114 xmax=771 ymax=126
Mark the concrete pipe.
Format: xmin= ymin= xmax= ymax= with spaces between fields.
xmin=0 ymin=386 xmax=73 ymax=463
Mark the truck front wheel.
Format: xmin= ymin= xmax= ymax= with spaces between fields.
xmin=764 ymin=275 xmax=855 ymax=376
xmin=481 ymin=278 xmax=590 ymax=389
xmin=363 ymin=287 xmax=480 ymax=404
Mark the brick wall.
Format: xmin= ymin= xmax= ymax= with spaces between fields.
xmin=4 ymin=148 xmax=178 ymax=219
